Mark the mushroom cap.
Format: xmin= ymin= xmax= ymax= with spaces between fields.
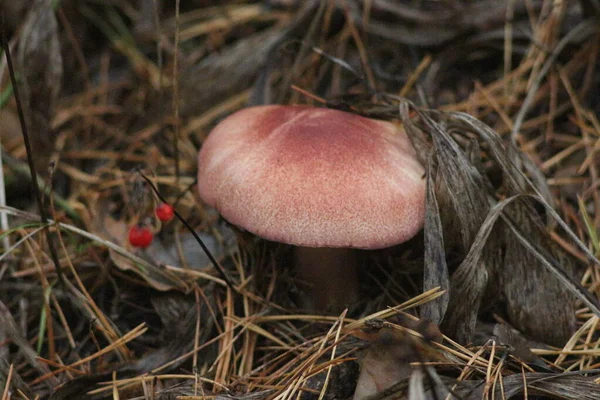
xmin=197 ymin=105 xmax=425 ymax=249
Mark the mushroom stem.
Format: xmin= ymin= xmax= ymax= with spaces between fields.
xmin=293 ymin=246 xmax=359 ymax=312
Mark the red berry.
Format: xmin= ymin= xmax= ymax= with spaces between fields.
xmin=128 ymin=225 xmax=153 ymax=248
xmin=155 ymin=203 xmax=174 ymax=222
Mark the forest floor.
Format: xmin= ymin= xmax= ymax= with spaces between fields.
xmin=0 ymin=1 xmax=599 ymax=399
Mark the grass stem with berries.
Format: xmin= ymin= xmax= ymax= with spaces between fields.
xmin=138 ymin=171 xmax=236 ymax=290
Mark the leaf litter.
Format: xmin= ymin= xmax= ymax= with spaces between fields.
xmin=0 ymin=1 xmax=599 ymax=399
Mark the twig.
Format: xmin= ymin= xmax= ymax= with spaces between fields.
xmin=153 ymin=0 xmax=164 ymax=113
xmin=173 ymin=0 xmax=181 ymax=183
xmin=173 ymin=176 xmax=197 ymax=208
xmin=503 ymin=0 xmax=516 ymax=100
xmin=290 ymin=84 xmax=326 ymax=104
xmin=0 ymin=117 xmax=9 ymax=252
xmin=0 ymin=12 xmax=65 ymax=287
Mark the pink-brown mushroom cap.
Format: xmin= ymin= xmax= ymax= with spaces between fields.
xmin=197 ymin=105 xmax=426 ymax=249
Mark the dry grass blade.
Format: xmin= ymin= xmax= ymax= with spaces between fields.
xmin=420 ymin=158 xmax=449 ymax=325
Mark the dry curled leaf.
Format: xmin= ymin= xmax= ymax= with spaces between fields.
xmin=501 ymin=203 xmax=579 ymax=346
xmin=393 ymin=101 xmax=600 ymax=346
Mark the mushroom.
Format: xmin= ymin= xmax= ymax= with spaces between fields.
xmin=197 ymin=105 xmax=425 ymax=311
